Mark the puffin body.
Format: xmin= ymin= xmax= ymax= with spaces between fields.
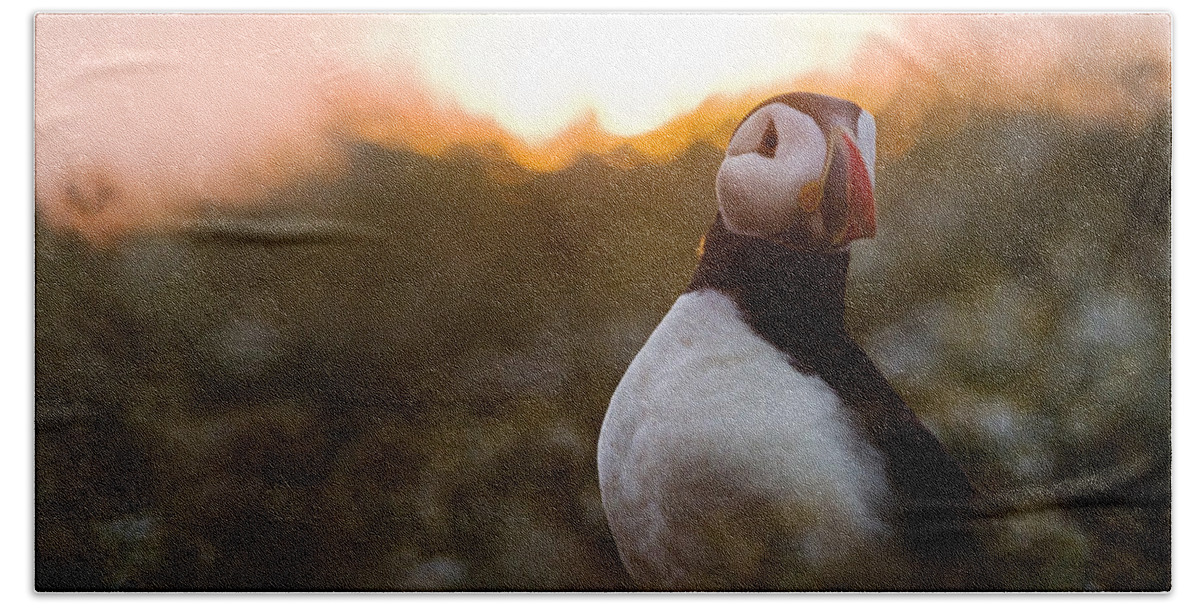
xmin=597 ymin=93 xmax=978 ymax=590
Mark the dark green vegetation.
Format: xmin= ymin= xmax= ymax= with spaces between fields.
xmin=35 ymin=108 xmax=1170 ymax=590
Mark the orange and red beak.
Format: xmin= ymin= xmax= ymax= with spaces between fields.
xmin=824 ymin=130 xmax=877 ymax=248
xmin=839 ymin=132 xmax=877 ymax=243
xmin=780 ymin=127 xmax=876 ymax=252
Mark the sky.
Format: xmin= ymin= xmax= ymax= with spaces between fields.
xmin=32 ymin=12 xmax=1170 ymax=240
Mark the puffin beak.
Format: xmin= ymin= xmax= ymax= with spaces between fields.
xmin=822 ymin=131 xmax=877 ymax=248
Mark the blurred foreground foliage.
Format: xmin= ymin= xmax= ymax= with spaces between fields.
xmin=35 ymin=108 xmax=1169 ymax=590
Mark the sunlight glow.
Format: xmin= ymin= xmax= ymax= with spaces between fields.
xmin=368 ymin=14 xmax=901 ymax=142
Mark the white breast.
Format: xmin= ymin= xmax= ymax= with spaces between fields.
xmin=597 ymin=289 xmax=893 ymax=589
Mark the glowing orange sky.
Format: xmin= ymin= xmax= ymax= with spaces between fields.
xmin=34 ymin=13 xmax=1170 ymax=241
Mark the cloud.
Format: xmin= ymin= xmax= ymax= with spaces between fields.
xmin=35 ymin=14 xmax=395 ymax=239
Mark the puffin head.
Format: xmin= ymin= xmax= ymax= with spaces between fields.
xmin=716 ymin=92 xmax=877 ymax=252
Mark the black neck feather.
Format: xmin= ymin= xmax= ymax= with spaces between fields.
xmin=686 ymin=216 xmax=850 ymax=360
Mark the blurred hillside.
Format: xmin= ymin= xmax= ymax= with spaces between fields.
xmin=35 ymin=107 xmax=1169 ymax=590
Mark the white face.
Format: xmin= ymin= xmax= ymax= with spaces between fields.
xmin=716 ymin=103 xmax=826 ymax=238
xmin=715 ymin=102 xmax=877 ymax=241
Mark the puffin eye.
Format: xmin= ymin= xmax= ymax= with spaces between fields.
xmin=757 ymin=119 xmax=778 ymax=158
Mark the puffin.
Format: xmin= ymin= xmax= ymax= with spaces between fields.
xmin=597 ymin=92 xmax=982 ymax=591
